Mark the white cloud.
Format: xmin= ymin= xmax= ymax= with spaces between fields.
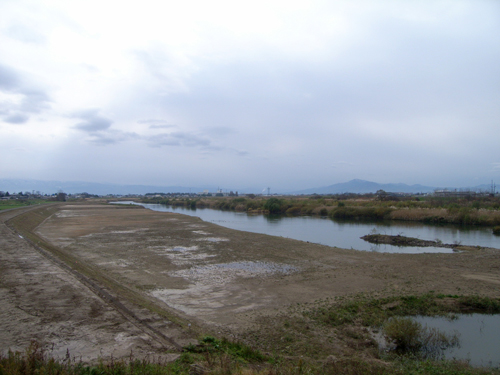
xmin=72 ymin=108 xmax=113 ymax=132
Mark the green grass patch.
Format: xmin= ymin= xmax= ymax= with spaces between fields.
xmin=0 ymin=200 xmax=47 ymax=210
xmin=237 ymin=293 xmax=500 ymax=365
xmin=307 ymin=293 xmax=500 ymax=328
xmin=184 ymin=336 xmax=267 ymax=363
xmin=0 ymin=204 xmax=23 ymax=210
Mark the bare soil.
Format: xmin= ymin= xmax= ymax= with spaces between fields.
xmin=1 ymin=203 xmax=499 ymax=362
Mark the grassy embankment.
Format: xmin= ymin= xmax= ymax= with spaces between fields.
xmin=0 ymin=199 xmax=48 ymax=211
xmin=141 ymin=195 xmax=500 ymax=230
xmin=2 ymin=293 xmax=500 ymax=374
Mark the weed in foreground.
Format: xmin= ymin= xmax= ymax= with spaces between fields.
xmin=383 ymin=317 xmax=459 ymax=357
xmin=184 ymin=335 xmax=267 ymax=363
xmin=2 ymin=337 xmax=500 ymax=375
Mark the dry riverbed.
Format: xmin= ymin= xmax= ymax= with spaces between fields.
xmin=1 ymin=202 xmax=499 ymax=362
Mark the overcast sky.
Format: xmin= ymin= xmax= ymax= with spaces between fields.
xmin=1 ymin=0 xmax=499 ymax=192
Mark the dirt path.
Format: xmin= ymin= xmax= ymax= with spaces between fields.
xmin=1 ymin=203 xmax=500 ymax=361
xmin=0 ymin=206 xmax=182 ymax=362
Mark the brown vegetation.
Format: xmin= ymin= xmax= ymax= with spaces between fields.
xmin=141 ymin=195 xmax=500 ymax=227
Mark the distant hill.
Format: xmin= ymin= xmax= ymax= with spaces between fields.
xmin=291 ymin=179 xmax=439 ymax=194
xmin=1 ymin=178 xmax=494 ymax=196
xmin=0 ymin=179 xmax=218 ymax=195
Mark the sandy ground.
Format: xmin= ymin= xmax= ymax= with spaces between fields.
xmin=1 ymin=203 xmax=499 ymax=361
xmin=0 ymin=206 xmax=179 ymax=362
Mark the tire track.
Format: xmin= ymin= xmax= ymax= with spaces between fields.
xmin=2 ymin=206 xmax=183 ymax=351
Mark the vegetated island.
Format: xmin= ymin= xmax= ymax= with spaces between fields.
xmin=361 ymin=234 xmax=468 ymax=250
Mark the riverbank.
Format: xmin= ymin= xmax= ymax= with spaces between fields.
xmin=140 ymin=195 xmax=500 ymax=228
xmin=2 ymin=202 xmax=500 ymax=373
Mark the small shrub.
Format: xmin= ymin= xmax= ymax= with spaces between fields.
xmin=383 ymin=317 xmax=459 ymax=356
xmin=383 ymin=317 xmax=422 ymax=350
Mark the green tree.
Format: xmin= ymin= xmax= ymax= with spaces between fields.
xmin=264 ymin=197 xmax=283 ymax=214
xmin=376 ymin=189 xmax=388 ymax=201
xmin=56 ymin=192 xmax=67 ymax=201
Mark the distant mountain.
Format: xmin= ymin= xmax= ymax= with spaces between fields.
xmin=0 ymin=179 xmax=219 ymax=195
xmin=291 ymin=179 xmax=439 ymax=194
xmin=1 ymin=178 xmax=494 ymax=196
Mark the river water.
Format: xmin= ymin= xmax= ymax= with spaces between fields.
xmin=115 ymin=202 xmax=500 ymax=253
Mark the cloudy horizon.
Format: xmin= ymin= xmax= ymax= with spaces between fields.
xmin=1 ymin=0 xmax=499 ymax=192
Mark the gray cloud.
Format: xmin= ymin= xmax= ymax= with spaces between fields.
xmin=149 ymin=124 xmax=175 ymax=129
xmin=20 ymin=89 xmax=51 ymax=113
xmin=210 ymin=146 xmax=249 ymax=157
xmin=0 ymin=64 xmax=20 ymax=89
xmin=235 ymin=150 xmax=249 ymax=156
xmin=86 ymin=130 xmax=140 ymax=145
xmin=4 ymin=113 xmax=29 ymax=124
xmin=72 ymin=109 xmax=113 ymax=132
xmin=137 ymin=119 xmax=176 ymax=129
xmin=143 ymin=125 xmax=249 ymax=157
xmin=138 ymin=119 xmax=171 ymax=125
xmin=204 ymin=126 xmax=236 ymax=136
xmin=148 ymin=131 xmax=211 ymax=148
xmin=5 ymin=25 xmax=46 ymax=44
xmin=0 ymin=63 xmax=51 ymax=124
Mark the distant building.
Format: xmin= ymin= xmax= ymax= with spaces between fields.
xmin=433 ymin=189 xmax=483 ymax=198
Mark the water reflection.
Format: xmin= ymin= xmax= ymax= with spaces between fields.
xmin=414 ymin=314 xmax=500 ymax=367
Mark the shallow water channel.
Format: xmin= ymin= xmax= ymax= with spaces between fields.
xmin=114 ymin=202 xmax=500 ymax=253
xmin=414 ymin=314 xmax=500 ymax=367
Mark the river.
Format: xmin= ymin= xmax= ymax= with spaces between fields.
xmin=113 ymin=202 xmax=500 ymax=253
